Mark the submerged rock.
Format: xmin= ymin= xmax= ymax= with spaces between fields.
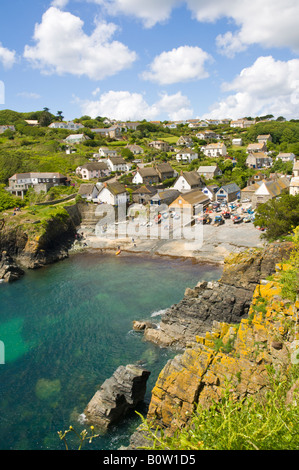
xmin=84 ymin=364 xmax=151 ymax=430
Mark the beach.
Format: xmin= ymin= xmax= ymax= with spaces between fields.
xmin=74 ymin=208 xmax=265 ymax=265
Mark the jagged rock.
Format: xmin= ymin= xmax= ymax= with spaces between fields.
xmin=84 ymin=364 xmax=150 ymax=430
xmin=0 ymin=251 xmax=24 ymax=283
xmin=142 ymin=244 xmax=293 ymax=349
xmin=132 ymin=321 xmax=156 ymax=331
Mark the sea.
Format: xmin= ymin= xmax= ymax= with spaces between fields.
xmin=0 ymin=251 xmax=222 ymax=450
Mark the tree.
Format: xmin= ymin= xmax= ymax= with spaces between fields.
xmin=254 ymin=194 xmax=299 ymax=240
xmin=39 ymin=110 xmax=52 ymax=127
xmin=56 ymin=111 xmax=64 ymax=122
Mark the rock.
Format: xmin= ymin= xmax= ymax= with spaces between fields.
xmin=271 ymin=341 xmax=283 ymax=350
xmin=84 ymin=364 xmax=150 ymax=430
xmin=0 ymin=251 xmax=24 ymax=283
xmin=132 ymin=321 xmax=156 ymax=331
xmin=142 ymin=243 xmax=294 ymax=349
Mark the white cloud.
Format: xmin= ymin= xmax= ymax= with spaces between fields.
xmin=0 ymin=43 xmax=16 ymax=69
xmin=77 ymin=90 xmax=193 ymax=121
xmin=89 ymin=0 xmax=180 ymax=28
xmin=89 ymin=0 xmax=299 ymax=54
xmin=23 ymin=7 xmax=137 ymax=80
xmin=141 ymin=46 xmax=211 ymax=85
xmin=190 ymin=0 xmax=299 ymax=56
xmin=201 ymin=56 xmax=299 ymax=120
xmin=51 ymin=0 xmax=69 ymax=7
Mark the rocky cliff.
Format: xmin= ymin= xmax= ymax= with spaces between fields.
xmin=137 ymin=243 xmax=293 ymax=349
xmin=127 ymin=241 xmax=296 ymax=449
xmin=0 ymin=205 xmax=79 ymax=278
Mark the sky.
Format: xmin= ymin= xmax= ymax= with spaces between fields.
xmin=0 ymin=0 xmax=299 ymax=122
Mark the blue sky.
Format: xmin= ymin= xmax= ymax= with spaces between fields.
xmin=0 ymin=0 xmax=299 ymax=122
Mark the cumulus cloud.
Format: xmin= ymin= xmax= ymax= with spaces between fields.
xmin=0 ymin=43 xmax=16 ymax=69
xmin=89 ymin=0 xmax=180 ymax=28
xmin=23 ymin=7 xmax=137 ymax=80
xmin=89 ymin=0 xmax=299 ymax=54
xmin=77 ymin=90 xmax=193 ymax=121
xmin=141 ymin=46 xmax=211 ymax=85
xmin=201 ymin=56 xmax=299 ymax=120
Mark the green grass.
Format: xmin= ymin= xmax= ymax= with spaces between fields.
xmin=138 ymin=366 xmax=299 ymax=450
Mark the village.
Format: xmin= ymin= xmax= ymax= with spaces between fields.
xmin=1 ymin=115 xmax=299 ymax=251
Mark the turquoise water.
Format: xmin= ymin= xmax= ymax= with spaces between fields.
xmin=0 ymin=252 xmax=222 ymax=450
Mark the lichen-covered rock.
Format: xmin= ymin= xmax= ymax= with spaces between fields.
xmin=134 ymin=278 xmax=299 ymax=438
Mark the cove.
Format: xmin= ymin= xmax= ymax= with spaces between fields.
xmin=0 ymin=251 xmax=222 ymax=450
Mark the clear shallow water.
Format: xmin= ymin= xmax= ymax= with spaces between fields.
xmin=0 ymin=252 xmax=222 ymax=450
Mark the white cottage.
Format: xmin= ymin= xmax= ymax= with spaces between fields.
xmin=97 ymin=182 xmax=129 ymax=206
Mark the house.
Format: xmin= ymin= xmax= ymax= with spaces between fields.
xmin=0 ymin=125 xmax=15 ymax=133
xmin=125 ymin=144 xmax=144 ymax=155
xmin=148 ymin=140 xmax=170 ymax=152
xmin=6 ymin=172 xmax=69 ymax=198
xmin=257 ymin=134 xmax=272 ymax=144
xmin=132 ymin=185 xmax=158 ymax=204
xmin=49 ymin=121 xmax=84 ymax=130
xmin=24 ymin=120 xmax=39 ymax=126
xmin=155 ymin=163 xmax=176 ymax=181
xmin=176 ymin=151 xmax=198 ymax=163
xmin=246 ymin=153 xmax=272 ymax=169
xmin=289 ymin=160 xmax=299 ymax=196
xmin=106 ymin=157 xmax=131 ymax=173
xmin=276 ymin=153 xmax=295 ymax=163
xmin=173 ymin=171 xmax=205 ymax=193
xmin=232 ymin=138 xmax=243 ymax=146
xmin=240 ymin=182 xmax=262 ymax=202
xmin=121 ymin=122 xmax=141 ymax=131
xmin=169 ymin=190 xmax=210 ymax=216
xmin=76 ymin=162 xmax=110 ymax=180
xmin=176 ymin=136 xmax=193 ymax=147
xmin=230 ymin=119 xmax=256 ymax=128
xmin=150 ymin=189 xmax=181 ymax=206
xmin=78 ymin=183 xmax=99 ymax=201
xmin=132 ymin=167 xmax=160 ymax=185
xmin=197 ymin=165 xmax=222 ymax=180
xmin=187 ymin=120 xmax=201 ymax=129
xmin=98 ymin=147 xmax=119 ymax=158
xmin=251 ymin=177 xmax=290 ymax=207
xmin=289 ymin=178 xmax=299 ymax=196
xmin=65 ymin=134 xmax=90 ymax=144
xmin=202 ymin=184 xmax=219 ymax=202
xmin=196 ymin=130 xmax=218 ymax=140
xmin=246 ymin=143 xmax=267 ymax=153
xmin=215 ymin=183 xmax=241 ymax=203
xmin=91 ymin=126 xmax=122 ymax=139
xmin=97 ymin=182 xmax=129 ymax=206
xmin=246 ymin=172 xmax=267 ymax=186
xmin=203 ymin=143 xmax=227 ymax=158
